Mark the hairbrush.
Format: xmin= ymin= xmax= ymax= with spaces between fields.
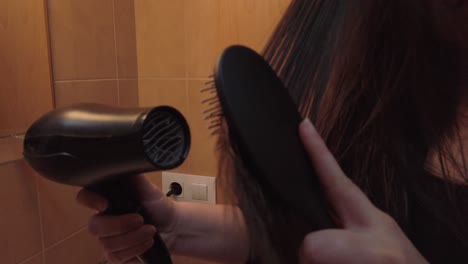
xmin=202 ymin=45 xmax=335 ymax=241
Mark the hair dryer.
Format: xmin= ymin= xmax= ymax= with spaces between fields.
xmin=23 ymin=103 xmax=191 ymax=264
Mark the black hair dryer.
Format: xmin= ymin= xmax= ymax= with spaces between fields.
xmin=23 ymin=103 xmax=191 ymax=264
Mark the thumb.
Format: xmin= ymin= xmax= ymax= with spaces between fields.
xmin=131 ymin=174 xmax=176 ymax=228
xmin=299 ymin=230 xmax=362 ymax=264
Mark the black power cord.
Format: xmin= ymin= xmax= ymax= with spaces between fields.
xmin=165 ymin=182 xmax=183 ymax=197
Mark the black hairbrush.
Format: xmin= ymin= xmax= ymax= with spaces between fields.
xmin=203 ymin=46 xmax=335 ymax=261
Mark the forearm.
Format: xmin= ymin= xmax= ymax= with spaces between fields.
xmin=171 ymin=202 xmax=249 ymax=263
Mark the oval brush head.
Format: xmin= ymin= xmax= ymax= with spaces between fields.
xmin=204 ymin=46 xmax=335 ymax=231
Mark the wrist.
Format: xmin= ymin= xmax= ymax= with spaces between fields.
xmin=166 ymin=203 xmax=250 ymax=262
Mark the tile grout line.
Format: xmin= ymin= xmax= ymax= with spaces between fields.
xmin=43 ymin=226 xmax=89 ymax=252
xmin=136 ymin=77 xmax=212 ymax=80
xmin=55 ymin=79 xmax=118 ymax=83
xmin=183 ymin=0 xmax=189 ymax=79
xmin=183 ymin=0 xmax=190 ymax=174
xmin=184 ymin=79 xmax=192 ymax=173
xmin=0 ymin=134 xmax=24 ymax=165
xmin=42 ymin=0 xmax=57 ymax=109
xmin=0 ymin=158 xmax=24 ymax=167
xmin=0 ymin=133 xmax=25 ymax=139
xmin=33 ymin=174 xmax=46 ymax=264
xmin=0 ymin=134 xmax=25 ymax=165
xmin=55 ymin=78 xmax=211 ymax=83
xmin=16 ymin=251 xmax=43 ymax=264
xmin=183 ymin=0 xmax=193 ymax=175
xmin=111 ymin=0 xmax=121 ymax=105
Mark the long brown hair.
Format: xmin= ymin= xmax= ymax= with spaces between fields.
xmin=264 ymin=0 xmax=465 ymax=226
xmin=218 ymin=0 xmax=466 ymax=263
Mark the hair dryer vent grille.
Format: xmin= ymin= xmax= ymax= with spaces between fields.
xmin=142 ymin=109 xmax=187 ymax=168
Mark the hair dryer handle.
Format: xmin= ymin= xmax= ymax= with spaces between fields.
xmin=89 ymin=176 xmax=172 ymax=264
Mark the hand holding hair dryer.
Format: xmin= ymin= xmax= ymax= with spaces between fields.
xmin=23 ymin=103 xmax=191 ymax=264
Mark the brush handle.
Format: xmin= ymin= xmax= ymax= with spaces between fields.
xmin=89 ymin=176 xmax=172 ymax=264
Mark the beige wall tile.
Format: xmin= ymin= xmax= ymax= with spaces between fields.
xmin=118 ymin=80 xmax=139 ymax=107
xmin=0 ymin=136 xmax=24 ymax=165
xmin=54 ymin=80 xmax=118 ymax=108
xmin=36 ymin=177 xmax=94 ymax=248
xmin=186 ymin=81 xmax=218 ymax=177
xmin=184 ymin=0 xmax=217 ymax=79
xmin=118 ymin=0 xmax=186 ymax=78
xmin=0 ymin=0 xmax=54 ymax=135
xmin=138 ymin=79 xmax=187 ymax=110
xmin=44 ymin=229 xmax=105 ymax=264
xmin=113 ymin=0 xmax=138 ymax=78
xmin=185 ymin=0 xmax=290 ymax=78
xmin=0 ymin=161 xmax=42 ymax=264
xmin=47 ymin=0 xmax=116 ymax=80
xmin=20 ymin=254 xmax=43 ymax=264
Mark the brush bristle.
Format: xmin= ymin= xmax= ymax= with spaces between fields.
xmin=200 ymin=76 xmax=223 ymax=135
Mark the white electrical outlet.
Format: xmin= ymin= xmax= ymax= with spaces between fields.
xmin=162 ymin=172 xmax=216 ymax=204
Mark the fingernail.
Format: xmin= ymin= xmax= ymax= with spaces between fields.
xmin=301 ymin=118 xmax=315 ymax=132
xmin=97 ymin=201 xmax=108 ymax=212
xmin=145 ymin=225 xmax=157 ymax=236
xmin=146 ymin=239 xmax=155 ymax=247
xmin=133 ymin=215 xmax=145 ymax=225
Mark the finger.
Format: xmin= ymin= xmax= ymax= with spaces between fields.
xmin=107 ymin=239 xmax=154 ymax=264
xmin=76 ymin=188 xmax=108 ymax=212
xmin=299 ymin=230 xmax=365 ymax=264
xmin=123 ymin=259 xmax=142 ymax=264
xmin=88 ymin=214 xmax=144 ymax=237
xmin=100 ymin=225 xmax=156 ymax=253
xmin=299 ymin=119 xmax=377 ymax=226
